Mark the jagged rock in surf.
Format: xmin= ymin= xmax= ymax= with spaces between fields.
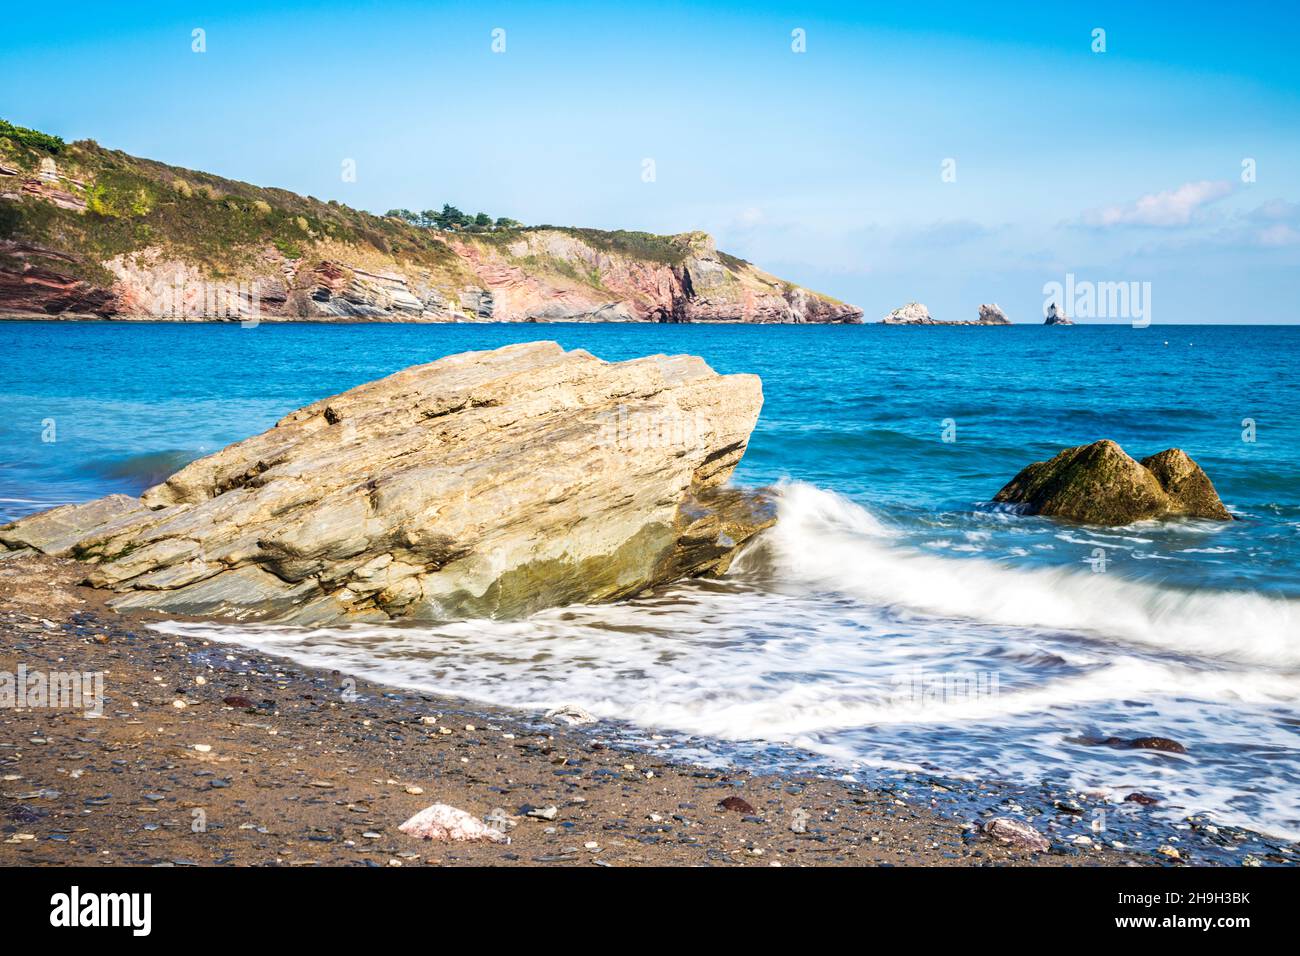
xmin=994 ymin=440 xmax=1231 ymax=525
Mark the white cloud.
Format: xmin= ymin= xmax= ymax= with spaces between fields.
xmin=1247 ymin=200 xmax=1300 ymax=246
xmin=1083 ymin=180 xmax=1234 ymax=228
xmin=1247 ymin=198 xmax=1300 ymax=223
xmin=1256 ymin=223 xmax=1300 ymax=247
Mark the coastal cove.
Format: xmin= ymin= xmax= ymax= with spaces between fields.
xmin=3 ymin=320 xmax=1300 ymax=863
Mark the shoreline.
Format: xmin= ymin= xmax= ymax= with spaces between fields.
xmin=0 ymin=554 xmax=1155 ymax=868
xmin=6 ymin=315 xmax=1299 ymax=327
xmin=0 ymin=312 xmax=863 ymax=326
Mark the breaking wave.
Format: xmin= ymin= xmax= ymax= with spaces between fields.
xmin=152 ymin=481 xmax=1300 ymax=840
xmin=747 ymin=482 xmax=1300 ymax=667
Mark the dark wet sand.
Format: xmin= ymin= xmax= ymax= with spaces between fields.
xmin=1 ymin=555 xmax=1147 ymax=867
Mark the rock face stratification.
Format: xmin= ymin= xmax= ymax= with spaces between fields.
xmin=0 ymin=343 xmax=775 ymax=623
xmin=993 ymin=440 xmax=1231 ymax=525
xmin=0 ymin=132 xmax=861 ymax=324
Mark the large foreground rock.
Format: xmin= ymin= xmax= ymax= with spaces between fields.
xmin=993 ymin=440 xmax=1231 ymax=525
xmin=0 ymin=342 xmax=774 ymax=623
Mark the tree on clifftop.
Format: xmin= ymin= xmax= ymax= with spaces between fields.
xmin=435 ymin=204 xmax=467 ymax=230
xmin=384 ymin=204 xmax=520 ymax=232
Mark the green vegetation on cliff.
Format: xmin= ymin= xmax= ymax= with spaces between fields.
xmin=386 ymin=204 xmax=522 ymax=233
xmin=0 ymin=121 xmax=465 ymax=284
xmin=0 ymin=118 xmax=860 ymax=322
xmin=0 ymin=119 xmax=64 ymax=153
xmin=0 ymin=119 xmax=701 ymax=280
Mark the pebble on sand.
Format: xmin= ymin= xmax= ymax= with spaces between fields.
xmin=1124 ymin=792 xmax=1160 ymax=805
xmin=719 ymin=796 xmax=756 ymax=814
xmin=545 ymin=704 xmax=597 ymax=726
xmin=399 ymin=804 xmax=509 ymax=844
xmin=982 ymin=817 xmax=1051 ymax=852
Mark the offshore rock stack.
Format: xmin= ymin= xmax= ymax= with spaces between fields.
xmin=880 ymin=302 xmax=1012 ymax=325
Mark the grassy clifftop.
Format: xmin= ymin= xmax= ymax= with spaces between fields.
xmin=0 ymin=120 xmax=860 ymax=323
xmin=0 ymin=123 xmax=467 ymax=286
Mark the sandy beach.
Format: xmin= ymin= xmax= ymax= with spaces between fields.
xmin=1 ymin=553 xmax=1154 ymax=868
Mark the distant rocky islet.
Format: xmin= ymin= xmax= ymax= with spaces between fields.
xmin=879 ymin=301 xmax=1073 ymax=325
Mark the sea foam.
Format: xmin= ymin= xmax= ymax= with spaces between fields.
xmin=752 ymin=481 xmax=1300 ymax=667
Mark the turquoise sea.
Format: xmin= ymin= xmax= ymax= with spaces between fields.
xmin=3 ymin=321 xmax=1299 ymax=844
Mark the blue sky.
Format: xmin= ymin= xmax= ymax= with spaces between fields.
xmin=3 ymin=1 xmax=1299 ymax=322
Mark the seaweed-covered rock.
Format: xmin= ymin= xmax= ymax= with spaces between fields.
xmin=994 ymin=440 xmax=1231 ymax=525
xmin=1139 ymin=448 xmax=1232 ymax=521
